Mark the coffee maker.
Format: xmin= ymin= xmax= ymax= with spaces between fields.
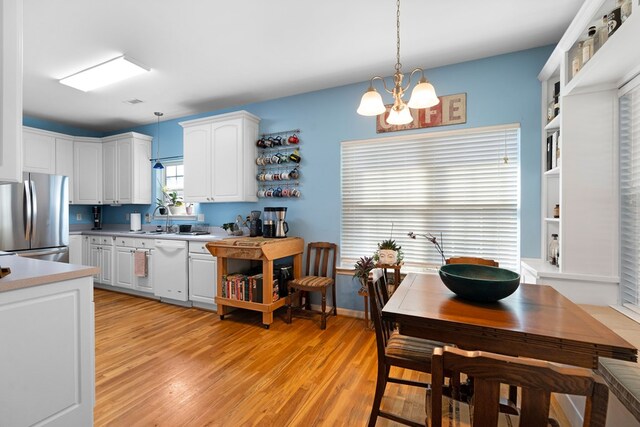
xmin=249 ymin=210 xmax=262 ymax=237
xmin=263 ymin=208 xmax=275 ymax=238
xmin=274 ymin=207 xmax=289 ymax=238
xmin=92 ymin=206 xmax=102 ymax=230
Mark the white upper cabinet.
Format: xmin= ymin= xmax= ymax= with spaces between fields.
xmin=19 ymin=128 xmax=151 ymax=205
xmin=102 ymin=140 xmax=117 ymax=204
xmin=0 ymin=0 xmax=22 ymax=183
xmin=182 ymin=124 xmax=211 ymax=201
xmin=23 ymin=129 xmax=76 ymax=205
xmin=74 ymin=138 xmax=103 ymax=205
xmin=55 ymin=136 xmax=74 ymax=202
xmin=23 ymin=128 xmax=56 ymax=174
xmin=102 ymin=133 xmax=152 ymax=205
xmin=180 ymin=110 xmax=259 ymax=203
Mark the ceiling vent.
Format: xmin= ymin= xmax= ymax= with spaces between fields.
xmin=123 ymin=98 xmax=144 ymax=105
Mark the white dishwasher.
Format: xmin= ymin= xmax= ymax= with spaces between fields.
xmin=154 ymin=239 xmax=189 ymax=303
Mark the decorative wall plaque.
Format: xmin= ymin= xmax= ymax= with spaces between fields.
xmin=376 ymin=93 xmax=467 ymax=133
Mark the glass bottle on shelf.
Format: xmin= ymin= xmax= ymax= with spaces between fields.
xmin=571 ymin=43 xmax=582 ymax=78
xmin=597 ymin=15 xmax=609 ymax=51
xmin=582 ymin=27 xmax=596 ymax=65
xmin=618 ymin=0 xmax=632 ymax=22
xmin=548 ymin=234 xmax=559 ymax=266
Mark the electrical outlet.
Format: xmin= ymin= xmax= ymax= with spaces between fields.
xmin=126 ymin=213 xmax=130 ymax=221
xmin=197 ymin=214 xmax=204 ymax=222
xmin=145 ymin=213 xmax=151 ymax=223
xmin=76 ymin=213 xmax=82 ymax=221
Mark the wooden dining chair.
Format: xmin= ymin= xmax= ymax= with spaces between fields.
xmin=286 ymin=242 xmax=337 ymax=330
xmin=430 ymin=346 xmax=609 ymax=427
xmin=367 ymin=269 xmax=446 ymax=427
xmin=371 ymin=267 xmax=389 ymax=303
xmin=444 ymin=255 xmax=519 ymax=406
xmin=446 ymin=256 xmax=499 ymax=267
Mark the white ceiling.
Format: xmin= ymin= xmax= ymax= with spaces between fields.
xmin=23 ymin=0 xmax=585 ymax=132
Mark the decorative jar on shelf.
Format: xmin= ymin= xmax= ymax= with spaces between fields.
xmin=548 ymin=234 xmax=559 ymax=266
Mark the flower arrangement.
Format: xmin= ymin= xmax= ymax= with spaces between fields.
xmin=408 ymin=231 xmax=446 ymax=264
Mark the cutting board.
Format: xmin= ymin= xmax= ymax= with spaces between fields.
xmin=206 ymin=237 xmax=304 ymax=260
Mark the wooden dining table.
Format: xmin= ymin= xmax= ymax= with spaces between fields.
xmin=382 ymin=273 xmax=637 ymax=369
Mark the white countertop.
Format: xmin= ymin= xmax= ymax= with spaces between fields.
xmin=0 ymin=255 xmax=99 ymax=293
xmin=75 ymin=229 xmax=227 ymax=242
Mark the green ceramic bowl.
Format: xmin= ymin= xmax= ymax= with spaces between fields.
xmin=438 ymin=264 xmax=521 ymax=303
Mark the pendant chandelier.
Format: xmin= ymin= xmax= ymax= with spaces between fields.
xmin=357 ymin=0 xmax=439 ymax=125
xmin=152 ymin=112 xmax=164 ymax=170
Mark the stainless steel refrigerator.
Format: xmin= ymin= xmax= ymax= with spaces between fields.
xmin=0 ymin=172 xmax=69 ymax=262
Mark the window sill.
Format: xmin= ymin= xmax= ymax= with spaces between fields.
xmin=336 ymin=264 xmax=441 ymax=276
xmin=153 ymin=214 xmax=197 ymax=221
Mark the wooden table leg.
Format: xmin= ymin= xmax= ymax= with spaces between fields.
xmin=262 ymin=311 xmax=273 ymax=328
xmin=363 ymin=294 xmax=369 ymax=328
xmin=217 ymin=257 xmax=229 ymax=319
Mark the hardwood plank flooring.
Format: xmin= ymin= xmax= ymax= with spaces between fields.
xmin=93 ymin=289 xmax=429 ymax=426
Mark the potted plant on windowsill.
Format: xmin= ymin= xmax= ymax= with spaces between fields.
xmin=155 ymin=197 xmax=168 ymax=216
xmin=167 ymin=191 xmax=185 ymax=215
xmin=374 ymin=239 xmax=404 ymax=266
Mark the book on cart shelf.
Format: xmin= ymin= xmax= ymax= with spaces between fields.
xmin=221 ymin=272 xmax=279 ymax=303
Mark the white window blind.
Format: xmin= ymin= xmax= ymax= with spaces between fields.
xmin=341 ymin=125 xmax=520 ymax=271
xmin=620 ymin=81 xmax=640 ymax=309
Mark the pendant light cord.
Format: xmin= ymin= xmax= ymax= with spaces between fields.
xmin=155 ymin=112 xmax=163 ymax=160
xmin=395 ymin=0 xmax=402 ymax=73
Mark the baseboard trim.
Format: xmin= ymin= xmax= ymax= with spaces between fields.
xmin=93 ymin=284 xmax=158 ymax=300
xmin=306 ymin=303 xmax=365 ymax=320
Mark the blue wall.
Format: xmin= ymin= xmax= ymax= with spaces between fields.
xmin=26 ymin=45 xmax=552 ymax=311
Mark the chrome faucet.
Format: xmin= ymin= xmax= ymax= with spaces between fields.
xmin=151 ymin=206 xmax=172 ymax=233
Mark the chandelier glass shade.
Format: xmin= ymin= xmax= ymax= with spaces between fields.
xmin=357 ymin=0 xmax=439 ymax=125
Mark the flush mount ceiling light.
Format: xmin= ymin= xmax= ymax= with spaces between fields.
xmin=59 ymin=55 xmax=149 ymax=92
xmin=357 ymin=0 xmax=439 ymax=125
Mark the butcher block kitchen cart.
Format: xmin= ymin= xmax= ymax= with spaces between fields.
xmin=206 ymin=236 xmax=304 ymax=328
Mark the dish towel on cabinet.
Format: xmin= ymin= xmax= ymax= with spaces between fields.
xmin=134 ymin=250 xmax=147 ymax=277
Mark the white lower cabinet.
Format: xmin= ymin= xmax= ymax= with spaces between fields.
xmin=86 ymin=234 xmax=220 ymax=307
xmin=0 ymin=276 xmax=95 ymax=426
xmin=89 ymin=236 xmax=113 ymax=285
xmin=113 ymin=237 xmax=154 ymax=294
xmin=114 ymin=245 xmax=135 ymax=289
xmin=69 ymin=234 xmax=83 ymax=265
xmin=188 ymin=241 xmax=217 ymax=307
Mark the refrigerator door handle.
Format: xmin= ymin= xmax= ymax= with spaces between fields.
xmin=30 ymin=180 xmax=38 ymax=240
xmin=24 ymin=180 xmax=32 ymax=241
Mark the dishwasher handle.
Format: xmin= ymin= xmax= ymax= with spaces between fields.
xmin=154 ymin=240 xmax=187 ymax=249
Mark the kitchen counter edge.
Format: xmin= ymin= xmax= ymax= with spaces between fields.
xmin=75 ymin=230 xmax=227 ymax=242
xmin=0 ymin=255 xmax=99 ymax=293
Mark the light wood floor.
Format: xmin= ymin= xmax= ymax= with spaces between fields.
xmin=94 ymin=289 xmax=430 ymax=426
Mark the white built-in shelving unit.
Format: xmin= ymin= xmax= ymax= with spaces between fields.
xmin=522 ymin=0 xmax=639 ymax=307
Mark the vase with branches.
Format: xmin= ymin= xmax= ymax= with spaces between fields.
xmin=408 ymin=231 xmax=446 ymax=265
